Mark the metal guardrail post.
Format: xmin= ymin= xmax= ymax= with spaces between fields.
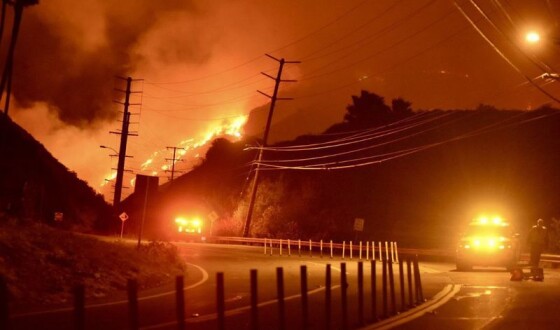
xmin=0 ymin=276 xmax=9 ymax=330
xmin=301 ymin=265 xmax=309 ymax=329
xmin=250 ymin=269 xmax=258 ymax=330
xmin=341 ymin=262 xmax=348 ymax=329
xmin=358 ymin=261 xmax=364 ymax=326
xmin=73 ymin=284 xmax=85 ymax=330
xmin=371 ymin=259 xmax=377 ymax=321
xmin=277 ymin=267 xmax=286 ymax=330
xmin=176 ymin=276 xmax=185 ymax=330
xmin=325 ymin=264 xmax=332 ymax=330
xmin=127 ymin=279 xmax=139 ymax=330
xmin=217 ymin=272 xmax=225 ymax=330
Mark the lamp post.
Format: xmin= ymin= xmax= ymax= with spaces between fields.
xmin=100 ymin=145 xmax=118 ymax=156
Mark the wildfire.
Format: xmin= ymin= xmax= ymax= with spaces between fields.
xmin=100 ymin=115 xmax=247 ymax=192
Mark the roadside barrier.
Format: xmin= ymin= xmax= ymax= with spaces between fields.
xmin=262 ymin=238 xmax=400 ymax=263
xmin=1 ymin=255 xmax=426 ymax=330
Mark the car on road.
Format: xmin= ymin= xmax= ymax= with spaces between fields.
xmin=456 ymin=215 xmax=520 ymax=271
xmin=174 ymin=216 xmax=206 ymax=242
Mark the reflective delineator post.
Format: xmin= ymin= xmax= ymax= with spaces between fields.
xmin=288 ymin=239 xmax=291 ymax=256
xmin=73 ymin=284 xmax=85 ymax=330
xmin=277 ymin=267 xmax=286 ymax=330
xmin=309 ymin=239 xmax=312 ymax=257
xmin=394 ymin=242 xmax=400 ymax=263
xmin=217 ymin=273 xmax=225 ymax=330
xmin=359 ymin=241 xmax=363 ymax=260
xmin=366 ymin=241 xmax=370 ymax=260
xmin=350 ymin=241 xmax=353 ymax=260
xmin=378 ymin=241 xmax=382 ymax=261
xmin=320 ymin=239 xmax=324 ymax=258
xmin=270 ymin=239 xmax=273 ymax=256
xmin=357 ymin=262 xmax=364 ymax=326
xmin=300 ymin=265 xmax=309 ymax=329
xmin=280 ymin=239 xmax=283 ymax=256
xmin=330 ymin=240 xmax=333 ymax=259
xmin=371 ymin=260 xmax=377 ymax=321
xmin=298 ymin=239 xmax=302 ymax=257
xmin=390 ymin=242 xmax=395 ymax=263
xmin=250 ymin=269 xmax=258 ymax=330
xmin=372 ymin=241 xmax=376 ymax=261
xmin=176 ymin=276 xmax=185 ymax=330
xmin=264 ymin=238 xmax=267 ymax=255
xmin=127 ymin=279 xmax=139 ymax=330
xmin=385 ymin=241 xmax=389 ymax=262
xmin=325 ymin=264 xmax=332 ymax=329
xmin=341 ymin=262 xmax=348 ymax=329
xmin=342 ymin=241 xmax=346 ymax=259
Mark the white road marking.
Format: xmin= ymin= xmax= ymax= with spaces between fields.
xmin=11 ymin=262 xmax=209 ymax=318
xmin=360 ymin=284 xmax=462 ymax=330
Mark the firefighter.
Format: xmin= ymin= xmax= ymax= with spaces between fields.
xmin=527 ymin=218 xmax=548 ymax=269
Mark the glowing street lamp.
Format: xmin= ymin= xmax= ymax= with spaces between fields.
xmin=525 ymin=31 xmax=541 ymax=44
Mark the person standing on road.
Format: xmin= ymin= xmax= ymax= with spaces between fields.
xmin=527 ymin=218 xmax=548 ymax=268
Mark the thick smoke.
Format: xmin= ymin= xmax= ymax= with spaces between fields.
xmin=13 ymin=0 xmax=206 ymax=126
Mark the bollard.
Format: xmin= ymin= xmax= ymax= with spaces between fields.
xmin=325 ymin=264 xmax=332 ymax=330
xmin=388 ymin=258 xmax=396 ymax=316
xmin=413 ymin=255 xmax=424 ymax=304
xmin=350 ymin=241 xmax=353 ymax=260
xmin=357 ymin=262 xmax=364 ymax=326
xmin=407 ymin=258 xmax=414 ymax=308
xmin=320 ymin=239 xmax=323 ymax=258
xmin=366 ymin=241 xmax=370 ymax=260
xmin=342 ymin=241 xmax=346 ymax=259
xmin=277 ymin=267 xmax=286 ymax=330
xmin=394 ymin=242 xmax=400 ymax=263
xmin=176 ymin=276 xmax=185 ymax=330
xmin=250 ymin=269 xmax=258 ymax=330
xmin=330 ymin=240 xmax=333 ymax=259
xmin=74 ymin=284 xmax=85 ymax=330
xmin=127 ymin=279 xmax=139 ymax=330
xmin=298 ymin=239 xmax=302 ymax=257
xmin=217 ymin=273 xmax=225 ymax=330
xmin=382 ymin=260 xmax=388 ymax=319
xmin=301 ymin=265 xmax=309 ymax=329
xmin=0 ymin=276 xmax=9 ymax=330
xmin=264 ymin=238 xmax=267 ymax=255
xmin=359 ymin=241 xmax=363 ymax=260
xmin=399 ymin=259 xmax=406 ymax=312
xmin=341 ymin=262 xmax=348 ymax=330
xmin=385 ymin=241 xmax=389 ymax=262
xmin=280 ymin=239 xmax=283 ymax=256
xmin=371 ymin=260 xmax=377 ymax=321
xmin=309 ymin=239 xmax=313 ymax=257
xmin=288 ymin=239 xmax=291 ymax=256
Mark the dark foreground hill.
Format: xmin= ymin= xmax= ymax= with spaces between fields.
xmin=0 ymin=114 xmax=112 ymax=231
xmin=121 ymin=105 xmax=560 ymax=251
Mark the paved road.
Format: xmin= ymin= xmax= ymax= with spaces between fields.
xmin=9 ymin=242 xmax=560 ymax=329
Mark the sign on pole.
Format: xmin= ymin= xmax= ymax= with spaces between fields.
xmin=119 ymin=212 xmax=129 ymax=222
xmin=353 ymin=218 xmax=365 ymax=232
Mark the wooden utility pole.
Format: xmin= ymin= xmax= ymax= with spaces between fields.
xmin=166 ymin=146 xmax=185 ymax=182
xmin=242 ymin=54 xmax=300 ymax=237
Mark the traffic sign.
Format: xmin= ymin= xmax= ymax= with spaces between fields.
xmin=353 ymin=218 xmax=365 ymax=232
xmin=119 ymin=212 xmax=129 ymax=222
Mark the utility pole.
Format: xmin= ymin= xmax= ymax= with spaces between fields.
xmin=110 ymin=76 xmax=140 ymax=209
xmin=165 ymin=146 xmax=185 ymax=182
xmin=242 ymin=54 xmax=300 ymax=237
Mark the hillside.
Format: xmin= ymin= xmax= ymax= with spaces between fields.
xmin=120 ymin=93 xmax=560 ymax=251
xmin=0 ymin=114 xmax=112 ymax=231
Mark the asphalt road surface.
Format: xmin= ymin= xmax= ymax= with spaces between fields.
xmin=9 ymin=242 xmax=560 ymax=329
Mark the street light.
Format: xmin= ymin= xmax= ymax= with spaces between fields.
xmin=525 ymin=31 xmax=541 ymax=44
xmin=100 ymin=145 xmax=118 ymax=156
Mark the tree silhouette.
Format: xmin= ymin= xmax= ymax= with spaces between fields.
xmin=344 ymin=90 xmax=391 ymax=125
xmin=391 ymin=97 xmax=413 ymax=116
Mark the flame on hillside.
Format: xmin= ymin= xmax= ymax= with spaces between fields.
xmin=101 ymin=115 xmax=247 ymax=190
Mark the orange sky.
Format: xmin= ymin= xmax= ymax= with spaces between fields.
xmin=6 ymin=0 xmax=560 ymax=202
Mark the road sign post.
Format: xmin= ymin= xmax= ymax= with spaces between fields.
xmin=119 ymin=212 xmax=129 ymax=239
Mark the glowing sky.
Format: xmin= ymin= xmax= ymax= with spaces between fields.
xmin=6 ymin=0 xmax=560 ymax=201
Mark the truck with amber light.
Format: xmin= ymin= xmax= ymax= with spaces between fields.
xmin=456 ymin=215 xmax=520 ymax=271
xmin=174 ymin=216 xmax=206 ymax=242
